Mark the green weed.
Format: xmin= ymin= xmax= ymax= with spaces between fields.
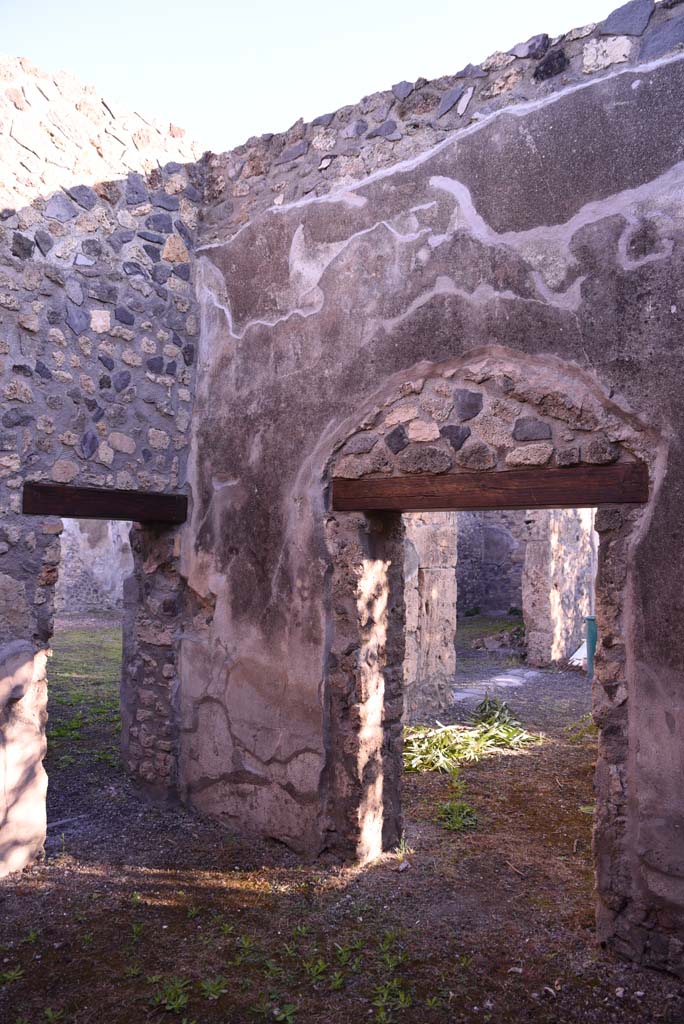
xmin=0 ymin=966 xmax=24 ymax=985
xmin=303 ymin=956 xmax=327 ymax=985
xmin=199 ymin=976 xmax=228 ymax=1000
xmin=151 ymin=976 xmax=191 ymax=1013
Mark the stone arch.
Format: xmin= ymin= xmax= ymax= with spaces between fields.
xmin=319 ymin=344 xmax=661 ymax=947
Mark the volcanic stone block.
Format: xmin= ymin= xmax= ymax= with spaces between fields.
xmin=513 ymin=417 xmax=552 ymax=441
xmin=453 ymin=389 xmax=483 ymax=421
xmin=600 ymin=0 xmax=654 ymax=36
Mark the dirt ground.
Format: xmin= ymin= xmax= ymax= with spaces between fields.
xmin=1 ymin=614 xmax=682 ymax=1023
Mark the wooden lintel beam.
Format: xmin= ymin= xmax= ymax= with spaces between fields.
xmin=331 ymin=462 xmax=648 ymax=513
xmin=22 ymin=482 xmax=188 ymax=525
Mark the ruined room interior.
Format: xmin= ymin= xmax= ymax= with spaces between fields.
xmin=1 ymin=0 xmax=684 ymax=1020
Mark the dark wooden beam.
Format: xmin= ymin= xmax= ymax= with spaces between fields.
xmin=22 ymin=482 xmax=188 ymax=525
xmin=331 ymin=461 xmax=648 ymax=513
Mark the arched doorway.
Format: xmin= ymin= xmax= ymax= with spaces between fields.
xmin=321 ymin=347 xmax=658 ymax=952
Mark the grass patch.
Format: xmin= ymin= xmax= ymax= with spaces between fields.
xmin=46 ymin=623 xmax=123 ymax=768
xmin=435 ymin=771 xmax=478 ymax=833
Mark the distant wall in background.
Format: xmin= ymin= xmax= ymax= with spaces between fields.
xmin=55 ymin=518 xmax=133 ymax=613
xmin=523 ymin=508 xmax=598 ymax=665
xmin=456 ymin=510 xmax=527 ymax=617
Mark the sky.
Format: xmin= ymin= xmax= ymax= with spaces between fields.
xmin=3 ymin=0 xmax=616 ymax=153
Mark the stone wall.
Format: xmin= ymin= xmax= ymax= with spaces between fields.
xmin=403 ymin=512 xmax=457 ymax=722
xmin=456 ymin=510 xmax=527 ymax=616
xmin=1 ymin=0 xmax=684 ymax=979
xmin=0 ymin=62 xmax=204 ymax=871
xmin=0 ymin=55 xmax=200 ymax=211
xmin=201 ymin=1 xmax=684 ymax=245
xmin=54 ymin=518 xmax=133 ymax=612
xmin=523 ymin=508 xmax=598 ymax=665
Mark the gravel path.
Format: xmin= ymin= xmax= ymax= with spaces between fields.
xmin=450 ymin=653 xmax=592 ymax=736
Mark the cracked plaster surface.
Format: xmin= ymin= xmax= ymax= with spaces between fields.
xmin=178 ymin=46 xmax=684 ymax=968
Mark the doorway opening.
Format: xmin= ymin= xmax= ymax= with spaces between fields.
xmin=323 ymin=348 xmax=656 ymax=960
xmin=403 ymin=506 xmax=598 ymax=727
xmin=45 ymin=518 xmax=132 ymax=851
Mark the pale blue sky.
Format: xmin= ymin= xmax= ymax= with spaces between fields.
xmin=3 ymin=0 xmax=615 ymax=152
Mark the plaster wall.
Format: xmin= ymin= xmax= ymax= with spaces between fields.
xmin=185 ymin=30 xmax=684 ymax=973
xmin=524 ymin=508 xmax=598 ymax=665
xmin=402 ymin=512 xmax=458 ymax=722
xmin=0 ymin=642 xmax=47 ymax=878
xmin=54 ymin=518 xmax=133 ymax=612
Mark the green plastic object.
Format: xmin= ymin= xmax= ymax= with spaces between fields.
xmin=585 ymin=615 xmax=597 ymax=681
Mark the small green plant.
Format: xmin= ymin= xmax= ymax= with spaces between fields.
xmin=44 ymin=1011 xmax=65 ymax=1024
xmin=199 ymin=976 xmax=228 ymax=1000
xmin=349 ymin=954 xmax=362 ymax=973
xmin=21 ymin=928 xmax=39 ymax=945
xmin=234 ymin=933 xmax=259 ymax=965
xmin=472 ymin=694 xmax=516 ymax=726
xmin=186 ymin=906 xmax=200 ymax=920
xmin=49 ymin=713 xmax=85 ymax=743
xmin=435 ymin=770 xmax=478 ymax=832
xmin=124 ymin=963 xmax=142 ymax=978
xmin=151 ymin=977 xmax=191 ymax=1013
xmin=1 ymin=966 xmax=24 ymax=985
xmin=372 ymin=977 xmax=412 ymax=1011
xmin=566 ymin=713 xmax=598 ymax=743
xmin=334 ymin=943 xmax=352 ymax=966
xmin=329 ymin=970 xmax=344 ymax=991
xmin=381 ymin=950 xmax=406 ymax=971
xmin=131 ymin=922 xmax=143 ymax=943
xmin=93 ymin=749 xmax=118 ymax=767
xmin=379 ymin=928 xmax=399 ymax=952
xmin=393 ymin=832 xmax=414 ymax=862
xmin=436 ymin=799 xmax=478 ymax=832
xmin=131 ymin=890 xmax=143 ymax=906
xmin=303 ymin=956 xmax=327 ymax=985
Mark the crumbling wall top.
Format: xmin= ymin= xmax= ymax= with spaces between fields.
xmin=202 ymin=0 xmax=684 ymax=245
